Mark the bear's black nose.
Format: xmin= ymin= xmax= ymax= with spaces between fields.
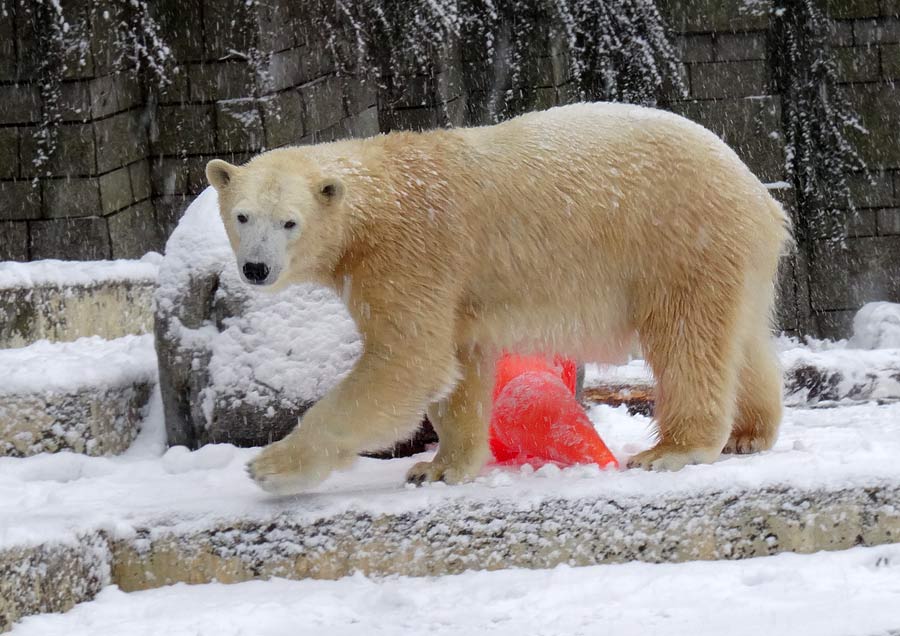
xmin=243 ymin=262 xmax=270 ymax=284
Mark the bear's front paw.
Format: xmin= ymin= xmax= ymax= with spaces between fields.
xmin=247 ymin=437 xmax=344 ymax=496
xmin=626 ymin=443 xmax=721 ymax=471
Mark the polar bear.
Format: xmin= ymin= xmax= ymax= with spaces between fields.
xmin=206 ymin=102 xmax=790 ymax=495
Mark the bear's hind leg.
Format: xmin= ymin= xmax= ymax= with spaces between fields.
xmin=723 ymin=326 xmax=782 ymax=454
xmin=406 ymin=346 xmax=493 ymax=484
xmin=628 ymin=288 xmax=741 ymax=471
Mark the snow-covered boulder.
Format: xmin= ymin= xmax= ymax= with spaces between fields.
xmin=849 ymin=302 xmax=900 ymax=350
xmin=154 ymin=188 xmax=362 ymax=448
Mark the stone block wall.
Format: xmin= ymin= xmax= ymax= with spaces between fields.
xmin=813 ymin=4 xmax=900 ymax=335
xmin=0 ymin=0 xmax=898 ymax=337
xmin=0 ymin=2 xmax=158 ymax=260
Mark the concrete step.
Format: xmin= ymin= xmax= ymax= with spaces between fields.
xmin=3 ymin=481 xmax=896 ymax=631
xmin=0 ymin=335 xmax=157 ymax=457
xmin=1 ymin=401 xmax=898 ymax=630
xmin=0 ymin=258 xmax=158 ymax=348
xmin=109 ymin=482 xmax=899 ymax=589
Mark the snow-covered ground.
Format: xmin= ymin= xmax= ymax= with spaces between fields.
xmin=3 ymin=388 xmax=900 ymax=550
xmin=10 ymin=544 xmax=900 ymax=636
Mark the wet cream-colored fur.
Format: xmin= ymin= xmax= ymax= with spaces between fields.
xmin=206 ymin=102 xmax=790 ymax=495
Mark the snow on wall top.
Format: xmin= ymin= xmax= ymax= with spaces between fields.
xmin=155 ymin=187 xmax=362 ymax=413
xmin=0 ymin=256 xmax=160 ymax=290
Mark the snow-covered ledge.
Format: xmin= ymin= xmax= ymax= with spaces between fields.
xmin=5 ymin=480 xmax=896 ymax=630
xmin=108 ymin=483 xmax=899 ymax=592
xmin=0 ymin=259 xmax=158 ymax=348
xmin=0 ymin=336 xmax=156 ymax=457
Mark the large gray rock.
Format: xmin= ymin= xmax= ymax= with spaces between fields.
xmin=154 ymin=188 xmax=362 ymax=449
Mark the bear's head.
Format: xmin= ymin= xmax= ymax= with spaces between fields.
xmin=206 ymin=153 xmax=347 ymax=289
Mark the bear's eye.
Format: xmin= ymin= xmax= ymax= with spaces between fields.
xmin=284 ymin=220 xmax=297 ymax=230
xmin=237 ymin=214 xmax=248 ymax=224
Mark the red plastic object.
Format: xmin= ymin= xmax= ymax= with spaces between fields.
xmin=489 ymin=354 xmax=618 ymax=469
xmin=492 ymin=354 xmax=578 ymax=401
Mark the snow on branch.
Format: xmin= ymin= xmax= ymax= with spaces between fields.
xmin=112 ymin=0 xmax=175 ymax=87
xmin=769 ymin=0 xmax=867 ymax=243
xmin=9 ymin=0 xmax=177 ymax=177
xmin=325 ymin=0 xmax=685 ymax=120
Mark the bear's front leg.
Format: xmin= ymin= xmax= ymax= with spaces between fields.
xmin=406 ymin=345 xmax=494 ymax=485
xmin=247 ymin=335 xmax=460 ymax=495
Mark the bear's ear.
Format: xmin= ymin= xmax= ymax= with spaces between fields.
xmin=206 ymin=159 xmax=237 ymax=191
xmin=315 ymin=177 xmax=345 ymax=205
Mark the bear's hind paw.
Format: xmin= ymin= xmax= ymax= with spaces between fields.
xmin=722 ymin=432 xmax=774 ymax=455
xmin=405 ymin=459 xmax=479 ymax=486
xmin=627 ymin=443 xmax=721 ymax=471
